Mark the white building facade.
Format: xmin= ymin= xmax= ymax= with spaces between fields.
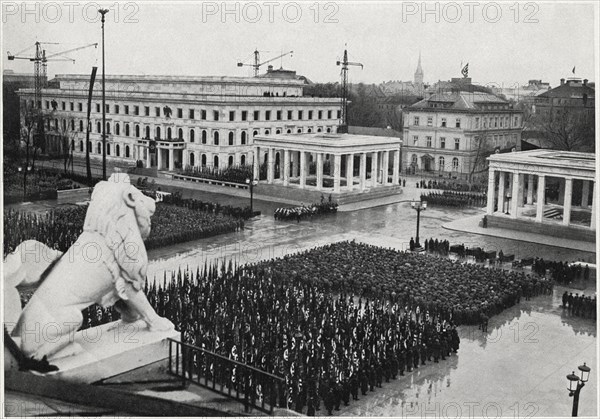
xmin=18 ymin=74 xmax=341 ymax=171
xmin=402 ymin=90 xmax=523 ymax=178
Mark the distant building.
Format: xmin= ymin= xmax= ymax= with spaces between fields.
xmin=3 ymin=70 xmax=46 ymax=141
xmin=490 ymin=79 xmax=551 ymax=103
xmin=403 ymin=79 xmax=523 ymax=178
xmin=17 ymin=74 xmax=341 ymax=170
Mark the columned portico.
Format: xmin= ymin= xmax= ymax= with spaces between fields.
xmin=253 ymin=133 xmax=401 ymax=198
xmin=486 ymin=150 xmax=596 ymax=240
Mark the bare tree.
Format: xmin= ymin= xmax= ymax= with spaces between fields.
xmin=528 ymin=107 xmax=595 ymax=152
xmin=57 ymin=119 xmax=76 ymax=174
xmin=468 ymin=130 xmax=495 ymax=189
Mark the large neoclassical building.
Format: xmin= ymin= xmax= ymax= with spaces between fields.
xmin=485 ymin=150 xmax=596 ymax=241
xmin=18 ymin=73 xmax=341 ymax=170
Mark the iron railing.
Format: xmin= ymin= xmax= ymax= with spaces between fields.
xmin=167 ymin=338 xmax=287 ymax=414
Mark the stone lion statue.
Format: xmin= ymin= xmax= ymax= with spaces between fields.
xmin=8 ymin=173 xmax=173 ymax=362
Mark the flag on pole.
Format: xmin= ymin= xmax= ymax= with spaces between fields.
xmin=461 ymin=63 xmax=469 ymax=78
xmin=572 ymin=66 xmax=576 ymax=74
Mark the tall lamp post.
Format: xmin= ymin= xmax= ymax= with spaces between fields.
xmin=99 ymin=8 xmax=109 ymax=180
xmin=566 ymin=362 xmax=591 ymax=416
xmin=410 ymin=200 xmax=427 ymax=247
xmin=246 ymin=177 xmax=258 ymax=214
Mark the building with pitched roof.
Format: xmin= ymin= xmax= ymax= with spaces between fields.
xmin=402 ymin=81 xmax=523 ymax=178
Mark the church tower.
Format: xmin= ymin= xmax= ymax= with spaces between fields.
xmin=414 ymin=51 xmax=424 ymax=87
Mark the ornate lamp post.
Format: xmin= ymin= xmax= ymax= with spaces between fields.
xmin=566 ymin=362 xmax=591 ymax=416
xmin=410 ymin=200 xmax=427 ymax=248
xmin=98 ymin=8 xmax=109 ymax=180
xmin=245 ymin=177 xmax=258 ymax=214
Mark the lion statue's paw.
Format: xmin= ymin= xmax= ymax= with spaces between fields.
xmin=147 ymin=317 xmax=175 ymax=332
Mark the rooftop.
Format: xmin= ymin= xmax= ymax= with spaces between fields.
xmin=254 ymin=133 xmax=401 ymax=151
xmin=538 ymin=78 xmax=595 ymax=99
xmin=487 ymin=149 xmax=596 ymax=173
xmin=53 ymin=73 xmax=306 ymax=86
xmin=410 ymin=90 xmax=510 ymax=111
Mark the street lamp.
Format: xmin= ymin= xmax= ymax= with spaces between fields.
xmin=410 ymin=200 xmax=427 ymax=248
xmin=98 ymin=8 xmax=109 ymax=180
xmin=566 ymin=362 xmax=591 ymax=416
xmin=245 ymin=177 xmax=258 ymax=214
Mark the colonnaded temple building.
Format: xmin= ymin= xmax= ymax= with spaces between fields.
xmin=485 ymin=150 xmax=596 ymax=242
xmin=17 ymin=72 xmax=341 ymax=170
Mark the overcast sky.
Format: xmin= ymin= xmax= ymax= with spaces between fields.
xmin=2 ymin=1 xmax=597 ymax=88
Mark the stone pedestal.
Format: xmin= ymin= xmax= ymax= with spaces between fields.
xmin=6 ymin=320 xmax=178 ymax=384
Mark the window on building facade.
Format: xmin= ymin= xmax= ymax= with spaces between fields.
xmin=178 ymin=128 xmax=183 ymax=140
xmin=96 ymin=103 xmax=101 ymax=113
xmin=297 ymin=128 xmax=302 ymax=133
xmin=327 ymin=110 xmax=332 ymax=119
xmin=253 ymin=130 xmax=258 ymax=138
xmin=202 ymin=130 xmax=207 ymax=144
xmin=125 ymin=145 xmax=130 ymax=158
xmin=145 ymin=126 xmax=150 ymax=138
xmin=124 ymin=105 xmax=129 ymax=115
xmin=167 ymin=127 xmax=172 ymax=139
xmin=442 ymin=118 xmax=447 ymax=127
xmin=228 ymin=156 xmax=234 ymax=167
xmin=214 ymin=155 xmax=219 ymax=167
xmin=201 ymin=110 xmax=207 ymax=120
xmin=298 ymin=110 xmax=303 ymax=120
xmin=514 ymin=116 xmax=519 ymax=127
xmin=115 ymin=123 xmax=120 ymax=136
xmin=454 ymin=138 xmax=460 ymax=150
xmin=214 ymin=131 xmax=219 ymax=145
xmin=427 ymin=116 xmax=433 ymax=126
xmin=229 ymin=111 xmax=235 ymax=121
xmin=254 ymin=110 xmax=260 ymax=121
xmin=190 ymin=129 xmax=195 ymax=142
xmin=97 ymin=122 xmax=101 ymax=133
xmin=79 ymin=120 xmax=84 ymax=132
xmin=213 ymin=110 xmax=219 ymax=121
xmin=455 ymin=118 xmax=461 ymax=128
xmin=308 ymin=110 xmax=313 ymax=120
xmin=62 ymin=102 xmax=66 ymax=110
xmin=134 ymin=106 xmax=139 ymax=115
xmin=70 ymin=102 xmax=74 ymax=111
xmin=189 ymin=109 xmax=195 ymax=119
xmin=411 ymin=154 xmax=418 ymax=166
xmin=115 ymin=105 xmax=119 ymax=114
xmin=337 ymin=110 xmax=341 ymax=119
xmin=288 ymin=110 xmax=293 ymax=120
xmin=70 ymin=119 xmax=74 ymax=130
xmin=318 ymin=110 xmax=322 ymax=119
xmin=80 ymin=141 xmax=84 ymax=152
xmin=475 ymin=118 xmax=479 ymax=129
xmin=156 ymin=127 xmax=161 ymax=139
xmin=124 ymin=124 xmax=129 ymax=136
xmin=135 ymin=125 xmax=140 ymax=137
xmin=413 ymin=135 xmax=418 ymax=145
xmin=277 ymin=110 xmax=282 ymax=120
xmin=426 ymin=136 xmax=432 ymax=147
xmin=145 ymin=106 xmax=150 ymax=116
xmin=106 ymin=143 xmax=111 ymax=155
xmin=241 ymin=154 xmax=246 ymax=166
xmin=413 ymin=116 xmax=420 ymax=125
xmin=97 ymin=143 xmax=102 ymax=154
xmin=155 ymin=107 xmax=160 ymax=117
xmin=276 ymin=129 xmax=281 ymax=134
xmin=266 ymin=110 xmax=271 ymax=121
xmin=439 ymin=156 xmax=445 ymax=171
xmin=228 ymin=132 xmax=234 ymax=145
xmin=265 ymin=129 xmax=270 ymax=135
xmin=499 ymin=117 xmax=503 ymax=128
xmin=241 ymin=111 xmax=247 ymax=121
xmin=241 ymin=131 xmax=247 ymax=144
xmin=45 ymin=100 xmax=50 ymax=109
xmin=201 ymin=154 xmax=207 ymax=167
xmin=116 ymin=144 xmax=120 ymax=157
xmin=452 ymin=157 xmax=459 ymax=170
xmin=176 ymin=108 xmax=182 ymax=118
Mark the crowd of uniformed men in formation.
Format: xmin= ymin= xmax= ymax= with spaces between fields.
xmin=420 ymin=191 xmax=487 ymax=208
xmin=562 ymin=291 xmax=596 ymax=319
xmin=138 ymin=240 xmax=554 ymax=415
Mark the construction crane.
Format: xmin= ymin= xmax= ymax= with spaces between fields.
xmin=336 ymin=48 xmax=363 ymax=133
xmin=7 ymin=41 xmax=98 ymax=111
xmin=237 ymin=49 xmax=294 ymax=77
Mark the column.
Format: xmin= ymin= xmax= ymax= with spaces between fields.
xmin=510 ymin=171 xmax=519 ymax=218
xmin=526 ymin=174 xmax=534 ymax=205
xmin=581 ymin=180 xmax=590 ymax=208
xmin=558 ymin=179 xmax=565 ymax=203
xmin=333 ymin=154 xmax=341 ymax=193
xmin=182 ymin=150 xmax=188 ymax=168
xmin=359 ymin=153 xmax=367 ymax=191
xmin=146 ymin=147 xmax=151 ymax=168
xmin=517 ymin=174 xmax=525 ymax=207
xmin=283 ymin=149 xmax=290 ymax=186
xmin=346 ymin=153 xmax=354 ymax=191
xmin=297 ymin=151 xmax=302 ymax=177
xmin=486 ymin=169 xmax=496 ymax=215
xmin=157 ymin=147 xmax=163 ymax=170
xmin=591 ymin=182 xmax=596 ymax=230
xmin=253 ymin=147 xmax=260 ymax=181
xmin=371 ymin=151 xmax=378 ymax=187
xmin=392 ymin=150 xmax=400 ymax=185
xmin=267 ymin=148 xmax=274 ymax=184
xmin=299 ymin=151 xmax=307 ymax=188
xmin=316 ymin=153 xmax=323 ymax=190
xmin=498 ymin=172 xmax=505 ymax=213
xmin=563 ymin=177 xmax=573 ymax=225
xmin=536 ymin=175 xmax=545 ymax=222
xmin=168 ymin=148 xmax=174 ymax=171
xmin=382 ymin=151 xmax=390 ymax=185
